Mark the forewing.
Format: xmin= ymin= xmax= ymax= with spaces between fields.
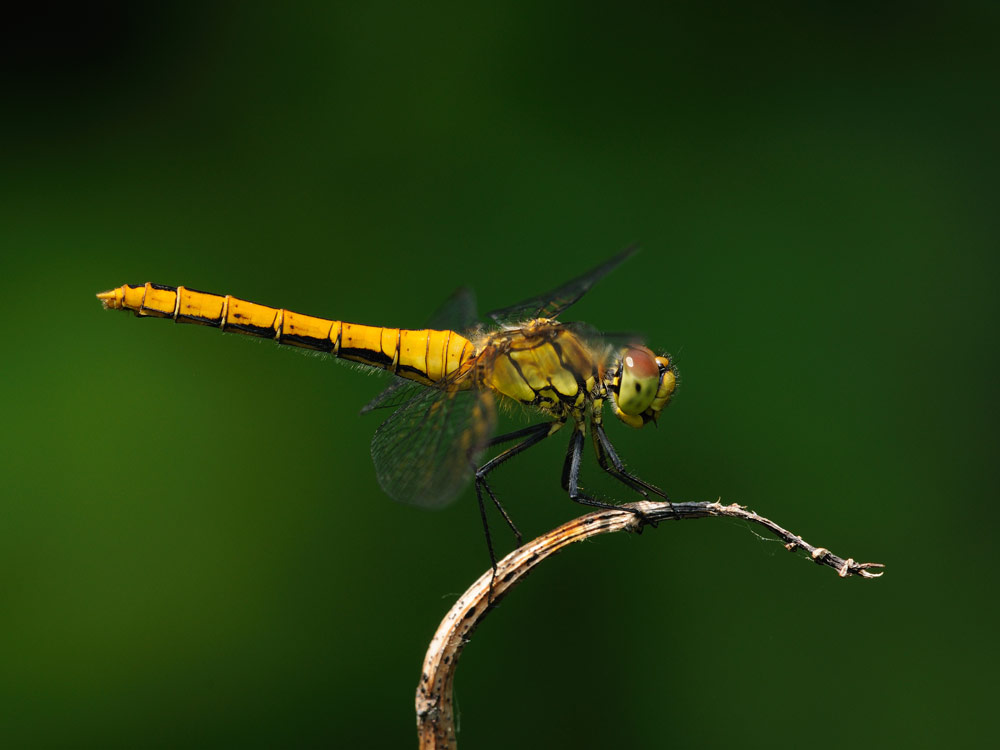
xmin=560 ymin=321 xmax=618 ymax=362
xmin=563 ymin=321 xmax=650 ymax=352
xmin=370 ymin=387 xmax=496 ymax=508
xmin=487 ymin=245 xmax=637 ymax=326
xmin=359 ymin=285 xmax=478 ymax=414
xmin=427 ymin=285 xmax=478 ymax=332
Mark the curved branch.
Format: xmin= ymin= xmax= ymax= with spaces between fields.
xmin=415 ymin=499 xmax=884 ymax=749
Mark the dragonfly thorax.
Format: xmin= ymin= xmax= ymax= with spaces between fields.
xmin=477 ymin=320 xmax=601 ymax=419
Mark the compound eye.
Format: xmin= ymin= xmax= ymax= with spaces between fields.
xmin=617 ymin=346 xmax=659 ymax=415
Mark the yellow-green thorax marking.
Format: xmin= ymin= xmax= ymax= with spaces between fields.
xmin=477 ymin=319 xmax=602 ymax=419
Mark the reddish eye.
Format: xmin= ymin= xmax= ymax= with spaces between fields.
xmin=623 ymin=347 xmax=658 ymax=379
xmin=617 ymin=346 xmax=659 ymax=415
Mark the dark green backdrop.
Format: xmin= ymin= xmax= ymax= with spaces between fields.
xmin=2 ymin=3 xmax=996 ymax=748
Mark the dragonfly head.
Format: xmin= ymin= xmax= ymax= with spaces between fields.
xmin=608 ymin=345 xmax=677 ymax=428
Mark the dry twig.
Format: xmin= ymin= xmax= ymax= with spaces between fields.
xmin=415 ymin=499 xmax=883 ymax=749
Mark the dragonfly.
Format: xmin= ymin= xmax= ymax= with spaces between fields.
xmin=97 ymin=248 xmax=678 ymax=566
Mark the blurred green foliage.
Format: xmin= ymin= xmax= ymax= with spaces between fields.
xmin=1 ymin=2 xmax=996 ymax=748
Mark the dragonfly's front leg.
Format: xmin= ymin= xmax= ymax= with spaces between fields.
xmin=561 ymin=426 xmax=652 ymax=529
xmin=592 ymin=422 xmax=671 ymax=502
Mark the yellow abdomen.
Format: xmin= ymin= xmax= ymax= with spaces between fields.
xmin=98 ymin=283 xmax=475 ymax=387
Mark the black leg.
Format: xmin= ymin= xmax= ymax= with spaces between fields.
xmin=474 ymin=422 xmax=560 ymax=602
xmin=487 ymin=422 xmax=554 ymax=449
xmin=474 ymin=481 xmax=499 ymax=576
xmin=562 ymin=428 xmax=650 ymax=527
xmin=593 ymin=423 xmax=675 ymax=522
xmin=477 ymin=479 xmax=522 ymax=548
xmin=475 ymin=422 xmax=559 ymax=555
xmin=593 ymin=423 xmax=670 ymax=500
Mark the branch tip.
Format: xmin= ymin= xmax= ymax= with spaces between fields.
xmin=851 ymin=562 xmax=885 ymax=579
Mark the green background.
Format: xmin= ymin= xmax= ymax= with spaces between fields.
xmin=2 ymin=3 xmax=996 ymax=748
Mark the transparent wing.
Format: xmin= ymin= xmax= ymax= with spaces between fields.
xmin=360 ymin=380 xmax=426 ymax=414
xmin=360 ymin=286 xmax=478 ymax=414
xmin=564 ymin=321 xmax=649 ymax=352
xmin=560 ymin=321 xmax=619 ymax=361
xmin=370 ymin=386 xmax=496 ymax=508
xmin=429 ymin=285 xmax=478 ymax=332
xmin=487 ymin=245 xmax=637 ymax=326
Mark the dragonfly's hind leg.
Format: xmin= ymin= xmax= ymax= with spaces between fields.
xmin=562 ymin=427 xmax=655 ymax=530
xmin=474 ymin=422 xmax=558 ymax=553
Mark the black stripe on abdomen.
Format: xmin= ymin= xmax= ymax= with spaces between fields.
xmin=339 ymin=346 xmax=393 ymax=367
xmin=281 ymin=333 xmax=335 ymax=352
xmin=225 ymin=321 xmax=275 ymax=338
